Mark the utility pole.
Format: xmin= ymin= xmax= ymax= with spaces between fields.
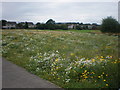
xmin=118 ymin=1 xmax=120 ymax=23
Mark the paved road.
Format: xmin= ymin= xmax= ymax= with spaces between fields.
xmin=2 ymin=58 xmax=62 ymax=89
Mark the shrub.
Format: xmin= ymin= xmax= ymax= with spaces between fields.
xmin=101 ymin=16 xmax=120 ymax=33
xmin=76 ymin=25 xmax=82 ymax=30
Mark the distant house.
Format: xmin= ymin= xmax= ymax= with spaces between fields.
xmin=88 ymin=25 xmax=93 ymax=30
xmin=3 ymin=22 xmax=16 ymax=29
xmin=68 ymin=24 xmax=74 ymax=29
xmin=68 ymin=23 xmax=100 ymax=30
xmin=17 ymin=22 xmax=35 ymax=29
xmin=20 ymin=22 xmax=25 ymax=26
xmin=80 ymin=24 xmax=96 ymax=30
xmin=67 ymin=24 xmax=79 ymax=29
xmin=27 ymin=22 xmax=35 ymax=28
xmin=79 ymin=25 xmax=87 ymax=29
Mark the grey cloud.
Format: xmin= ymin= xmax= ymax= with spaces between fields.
xmin=2 ymin=2 xmax=118 ymax=24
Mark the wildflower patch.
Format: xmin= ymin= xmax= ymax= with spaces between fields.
xmin=2 ymin=29 xmax=119 ymax=88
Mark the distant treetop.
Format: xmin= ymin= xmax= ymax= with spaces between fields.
xmin=46 ymin=19 xmax=55 ymax=24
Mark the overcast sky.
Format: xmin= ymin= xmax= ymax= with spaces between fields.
xmin=1 ymin=1 xmax=119 ymax=24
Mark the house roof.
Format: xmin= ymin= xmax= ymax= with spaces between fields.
xmin=7 ymin=22 xmax=16 ymax=24
xmin=27 ymin=22 xmax=34 ymax=25
xmin=20 ymin=22 xmax=25 ymax=24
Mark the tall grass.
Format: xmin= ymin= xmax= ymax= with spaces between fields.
xmin=2 ymin=29 xmax=119 ymax=88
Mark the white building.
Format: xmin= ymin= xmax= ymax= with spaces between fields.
xmin=3 ymin=22 xmax=16 ymax=29
xmin=88 ymin=25 xmax=93 ymax=29
xmin=68 ymin=24 xmax=74 ymax=29
xmin=27 ymin=22 xmax=35 ymax=28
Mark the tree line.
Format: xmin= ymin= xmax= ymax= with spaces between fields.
xmin=36 ymin=19 xmax=68 ymax=30
xmin=1 ymin=19 xmax=100 ymax=30
xmin=1 ymin=17 xmax=120 ymax=33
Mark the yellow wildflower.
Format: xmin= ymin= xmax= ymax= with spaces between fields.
xmin=103 ymin=79 xmax=106 ymax=82
xmin=106 ymin=46 xmax=111 ymax=48
xmin=110 ymin=56 xmax=112 ymax=58
xmin=106 ymin=84 xmax=108 ymax=86
xmin=70 ymin=53 xmax=74 ymax=56
xmin=92 ymin=59 xmax=95 ymax=62
xmin=80 ymin=67 xmax=83 ymax=68
xmin=106 ymin=74 xmax=108 ymax=76
xmin=55 ymin=58 xmax=59 ymax=62
xmin=83 ymin=79 xmax=86 ymax=81
xmin=92 ymin=72 xmax=95 ymax=74
xmin=87 ymin=72 xmax=89 ymax=74
xmin=74 ymin=70 xmax=76 ymax=73
xmin=84 ymin=76 xmax=88 ymax=78
xmin=86 ymin=58 xmax=89 ymax=60
xmin=91 ymin=76 xmax=93 ymax=78
xmin=39 ymin=56 xmax=42 ymax=58
xmin=98 ymin=76 xmax=101 ymax=78
xmin=83 ymin=74 xmax=86 ymax=76
xmin=84 ymin=70 xmax=87 ymax=73
xmin=96 ymin=56 xmax=99 ymax=58
xmin=100 ymin=59 xmax=104 ymax=61
xmin=114 ymin=62 xmax=117 ymax=64
xmin=101 ymin=56 xmax=104 ymax=58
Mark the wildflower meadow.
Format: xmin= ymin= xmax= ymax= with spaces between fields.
xmin=2 ymin=29 xmax=119 ymax=88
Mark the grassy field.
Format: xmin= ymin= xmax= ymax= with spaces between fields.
xmin=2 ymin=29 xmax=119 ymax=88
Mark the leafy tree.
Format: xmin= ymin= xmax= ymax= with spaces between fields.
xmin=101 ymin=16 xmax=120 ymax=33
xmin=92 ymin=23 xmax=98 ymax=26
xmin=60 ymin=24 xmax=68 ymax=30
xmin=46 ymin=24 xmax=56 ymax=30
xmin=55 ymin=24 xmax=61 ymax=29
xmin=55 ymin=24 xmax=68 ymax=30
xmin=46 ymin=19 xmax=55 ymax=24
xmin=80 ymin=22 xmax=83 ymax=25
xmin=16 ymin=23 xmax=24 ymax=29
xmin=36 ymin=22 xmax=40 ymax=26
xmin=36 ymin=23 xmax=46 ymax=29
xmin=76 ymin=25 xmax=82 ymax=30
xmin=1 ymin=20 xmax=7 ymax=26
xmin=36 ymin=22 xmax=40 ymax=29
xmin=46 ymin=19 xmax=56 ymax=30
xmin=24 ymin=22 xmax=28 ymax=29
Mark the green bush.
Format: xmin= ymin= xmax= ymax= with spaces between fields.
xmin=101 ymin=16 xmax=120 ymax=33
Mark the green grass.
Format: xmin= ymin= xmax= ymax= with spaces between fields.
xmin=2 ymin=29 xmax=119 ymax=88
xmin=32 ymin=29 xmax=100 ymax=33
